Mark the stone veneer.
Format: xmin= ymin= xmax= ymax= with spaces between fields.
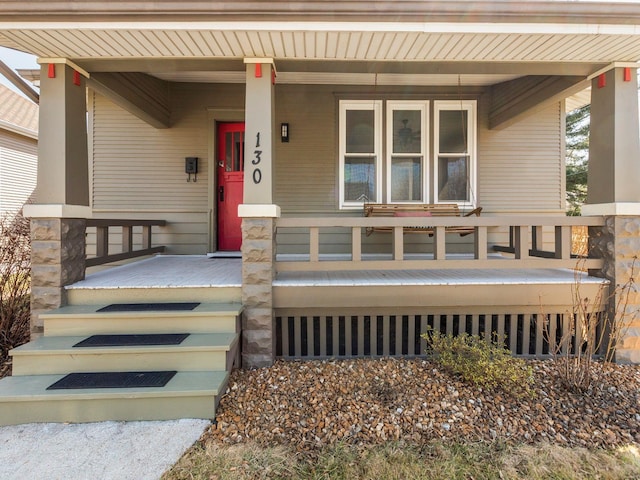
xmin=590 ymin=216 xmax=640 ymax=363
xmin=241 ymin=217 xmax=276 ymax=368
xmin=30 ymin=218 xmax=86 ymax=337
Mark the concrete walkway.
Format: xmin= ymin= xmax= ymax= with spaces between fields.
xmin=0 ymin=419 xmax=209 ymax=480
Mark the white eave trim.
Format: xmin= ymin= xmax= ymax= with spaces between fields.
xmin=0 ymin=119 xmax=37 ymax=140
xmin=3 ymin=21 xmax=640 ymax=36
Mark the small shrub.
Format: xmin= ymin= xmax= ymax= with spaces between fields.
xmin=0 ymin=212 xmax=31 ymax=373
xmin=421 ymin=330 xmax=535 ymax=399
xmin=540 ymin=257 xmax=638 ymax=393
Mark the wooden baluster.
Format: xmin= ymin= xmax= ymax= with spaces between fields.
xmin=434 ymin=226 xmax=446 ymax=260
xmin=555 ymin=225 xmax=571 ymax=259
xmin=96 ymin=225 xmax=109 ymax=259
xmin=393 ymin=226 xmax=403 ymax=260
xmin=142 ymin=225 xmax=152 ymax=250
xmin=352 ymin=226 xmax=361 ymax=262
xmin=474 ymin=226 xmax=487 ymax=260
xmin=122 ymin=225 xmax=133 ymax=254
xmin=310 ymin=227 xmax=319 ymax=262
xmin=514 ymin=225 xmax=529 ymax=260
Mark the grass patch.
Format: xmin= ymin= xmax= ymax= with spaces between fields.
xmin=163 ymin=440 xmax=640 ymax=480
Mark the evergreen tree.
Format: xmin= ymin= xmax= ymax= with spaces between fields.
xmin=565 ymin=105 xmax=590 ymax=215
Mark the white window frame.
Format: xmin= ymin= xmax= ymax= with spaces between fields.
xmin=433 ymin=100 xmax=477 ymax=208
xmin=339 ymin=100 xmax=383 ymax=209
xmin=385 ymin=101 xmax=429 ymax=204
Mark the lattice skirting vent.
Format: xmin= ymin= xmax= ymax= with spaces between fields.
xmin=275 ymin=310 xmax=606 ymax=359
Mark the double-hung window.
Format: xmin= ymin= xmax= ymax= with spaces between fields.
xmin=434 ymin=100 xmax=477 ymax=207
xmin=339 ymin=101 xmax=382 ymax=207
xmin=339 ymin=99 xmax=476 ymax=209
xmin=386 ymin=101 xmax=428 ymax=203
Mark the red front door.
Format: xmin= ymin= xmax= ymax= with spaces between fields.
xmin=217 ymin=122 xmax=245 ymax=251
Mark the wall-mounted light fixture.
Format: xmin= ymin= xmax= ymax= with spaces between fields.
xmin=280 ymin=123 xmax=289 ymax=143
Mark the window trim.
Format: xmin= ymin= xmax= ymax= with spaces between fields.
xmin=339 ymin=100 xmax=383 ymax=209
xmin=385 ymin=100 xmax=429 ymax=204
xmin=433 ymin=100 xmax=478 ymax=208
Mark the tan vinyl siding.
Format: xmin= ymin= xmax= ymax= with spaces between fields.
xmin=0 ymin=130 xmax=37 ymax=215
xmin=274 ymin=84 xmax=336 ymax=214
xmin=478 ymin=100 xmax=564 ymax=212
xmin=86 ymin=211 xmax=209 ymax=256
xmin=91 ymin=82 xmax=564 ymax=254
xmin=90 ymin=83 xmax=245 ymax=253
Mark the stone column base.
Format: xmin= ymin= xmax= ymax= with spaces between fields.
xmin=590 ymin=215 xmax=640 ymax=364
xmin=241 ymin=216 xmax=276 ymax=368
xmin=30 ymin=218 xmax=86 ymax=337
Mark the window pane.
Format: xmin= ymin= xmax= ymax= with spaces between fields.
xmin=346 ymin=110 xmax=375 ymax=153
xmin=392 ymin=110 xmax=421 ymax=154
xmin=438 ymin=156 xmax=469 ymax=201
xmin=225 ymin=132 xmax=232 ymax=171
xmin=391 ymin=157 xmax=422 ymax=202
xmin=344 ymin=156 xmax=376 ymax=202
xmin=233 ymin=131 xmax=244 ymax=171
xmin=439 ymin=110 xmax=468 ymax=153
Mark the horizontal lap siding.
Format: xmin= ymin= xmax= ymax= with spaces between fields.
xmin=91 ymin=83 xmax=564 ymax=254
xmin=478 ymin=100 xmax=563 ymax=213
xmin=274 ymin=85 xmax=336 ymax=214
xmin=86 ymin=211 xmax=208 ymax=256
xmin=90 ymin=84 xmax=245 ymax=253
xmin=0 ymin=131 xmax=37 ymax=215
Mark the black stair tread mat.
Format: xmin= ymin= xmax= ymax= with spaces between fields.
xmin=97 ymin=302 xmax=200 ymax=312
xmin=73 ymin=333 xmax=190 ymax=348
xmin=46 ymin=371 xmax=177 ymax=390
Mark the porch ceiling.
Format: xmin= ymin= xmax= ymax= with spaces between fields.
xmin=1 ymin=22 xmax=640 ymax=70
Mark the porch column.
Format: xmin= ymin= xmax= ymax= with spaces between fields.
xmin=23 ymin=61 xmax=90 ymax=337
xmin=583 ymin=67 xmax=640 ymax=363
xmin=239 ymin=58 xmax=279 ymax=368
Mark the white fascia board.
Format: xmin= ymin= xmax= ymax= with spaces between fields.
xmin=0 ymin=120 xmax=37 ymax=140
xmin=3 ymin=21 xmax=640 ymax=36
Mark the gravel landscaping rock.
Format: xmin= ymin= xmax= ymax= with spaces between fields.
xmin=204 ymin=358 xmax=640 ymax=451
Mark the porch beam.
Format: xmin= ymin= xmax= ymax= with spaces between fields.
xmin=88 ymin=72 xmax=170 ymax=129
xmin=489 ymin=75 xmax=587 ymax=130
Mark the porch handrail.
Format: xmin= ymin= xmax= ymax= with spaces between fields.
xmin=85 ymin=219 xmax=166 ymax=267
xmin=275 ymin=215 xmax=606 ymax=272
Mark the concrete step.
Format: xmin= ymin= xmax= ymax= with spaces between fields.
xmin=66 ymin=285 xmax=242 ymax=305
xmin=10 ymin=333 xmax=239 ymax=375
xmin=0 ymin=370 xmax=229 ymax=426
xmin=41 ymin=303 xmax=242 ymax=337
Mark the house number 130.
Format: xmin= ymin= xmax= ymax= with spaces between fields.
xmin=252 ymin=132 xmax=262 ymax=184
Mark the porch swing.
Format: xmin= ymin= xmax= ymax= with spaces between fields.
xmin=364 ymin=74 xmax=482 ymax=236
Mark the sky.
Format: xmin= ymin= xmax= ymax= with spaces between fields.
xmin=0 ymin=46 xmax=39 ymax=98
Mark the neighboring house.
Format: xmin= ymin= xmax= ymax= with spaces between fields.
xmin=0 ymin=1 xmax=639 ymax=425
xmin=0 ymin=84 xmax=37 ymax=217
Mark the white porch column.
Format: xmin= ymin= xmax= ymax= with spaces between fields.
xmin=240 ymin=59 xmax=279 ymax=368
xmin=583 ymin=67 xmax=640 ymax=363
xmin=23 ymin=61 xmax=90 ymax=337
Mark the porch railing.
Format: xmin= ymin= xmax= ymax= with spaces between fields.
xmin=85 ymin=219 xmax=166 ymax=267
xmin=275 ymin=215 xmax=605 ymax=272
